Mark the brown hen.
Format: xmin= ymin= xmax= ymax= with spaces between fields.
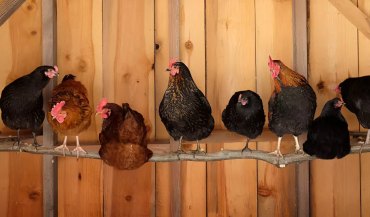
xmin=47 ymin=74 xmax=92 ymax=157
xmin=96 ymin=99 xmax=152 ymax=170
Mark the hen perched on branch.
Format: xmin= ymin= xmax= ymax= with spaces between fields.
xmin=0 ymin=65 xmax=58 ymax=147
xmin=338 ymin=76 xmax=370 ymax=145
xmin=47 ymin=74 xmax=92 ymax=158
xmin=222 ymin=90 xmax=265 ymax=152
xmin=159 ymin=59 xmax=214 ymax=154
xmin=267 ymin=56 xmax=316 ymax=157
xmin=97 ymin=99 xmax=152 ymax=170
xmin=303 ymin=98 xmax=350 ymax=159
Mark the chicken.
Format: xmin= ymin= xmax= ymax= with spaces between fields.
xmin=159 ymin=59 xmax=214 ymax=154
xmin=0 ymin=65 xmax=58 ymax=147
xmin=303 ymin=98 xmax=350 ymax=159
xmin=222 ymin=90 xmax=265 ymax=152
xmin=96 ymin=99 xmax=152 ymax=170
xmin=47 ymin=74 xmax=92 ymax=157
xmin=338 ymin=76 xmax=370 ymax=145
xmin=268 ymin=56 xmax=316 ymax=156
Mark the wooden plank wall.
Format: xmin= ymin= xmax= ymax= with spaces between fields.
xmin=0 ymin=0 xmax=43 ymax=216
xmin=1 ymin=0 xmax=370 ymax=216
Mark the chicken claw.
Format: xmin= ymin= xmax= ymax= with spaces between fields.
xmin=72 ymin=136 xmax=86 ymax=158
xmin=191 ymin=142 xmax=206 ymax=158
xmin=241 ymin=139 xmax=251 ymax=153
xmin=54 ymin=136 xmax=69 ymax=156
xmin=269 ymin=149 xmax=283 ymax=158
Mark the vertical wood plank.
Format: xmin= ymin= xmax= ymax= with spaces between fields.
xmin=309 ymin=0 xmax=361 ymax=217
xmin=358 ymin=1 xmax=370 ymax=216
xmin=42 ymin=0 xmax=57 ymax=215
xmin=102 ymin=0 xmax=155 ymax=216
xmin=0 ymin=1 xmax=43 ymax=216
xmin=57 ymin=0 xmax=103 ymax=216
xmin=293 ymin=1 xmax=309 ymax=217
xmin=205 ymin=0 xmax=257 ymax=216
xmin=255 ymin=0 xmax=297 ymax=216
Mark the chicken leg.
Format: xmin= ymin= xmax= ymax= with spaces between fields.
xmin=241 ymin=138 xmax=251 ymax=153
xmin=366 ymin=129 xmax=370 ymax=145
xmin=192 ymin=140 xmax=206 ymax=158
xmin=294 ymin=135 xmax=304 ymax=154
xmin=72 ymin=136 xmax=87 ymax=158
xmin=270 ymin=137 xmax=283 ymax=157
xmin=54 ymin=136 xmax=69 ymax=156
xmin=32 ymin=132 xmax=42 ymax=148
xmin=12 ymin=129 xmax=21 ymax=150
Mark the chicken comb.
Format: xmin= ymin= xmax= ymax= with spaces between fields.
xmin=54 ymin=65 xmax=59 ymax=72
xmin=268 ymin=55 xmax=280 ymax=78
xmin=168 ymin=57 xmax=178 ymax=68
xmin=51 ymin=101 xmax=65 ymax=117
xmin=51 ymin=101 xmax=66 ymax=123
xmin=96 ymin=98 xmax=108 ymax=113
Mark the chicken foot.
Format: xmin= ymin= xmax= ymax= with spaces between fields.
xmin=32 ymin=132 xmax=42 ymax=149
xmin=191 ymin=140 xmax=206 ymax=158
xmin=294 ymin=135 xmax=304 ymax=154
xmin=270 ymin=137 xmax=283 ymax=157
xmin=54 ymin=136 xmax=69 ymax=156
xmin=175 ymin=136 xmax=186 ymax=158
xmin=12 ymin=129 xmax=22 ymax=150
xmin=72 ymin=136 xmax=87 ymax=158
xmin=241 ymin=138 xmax=251 ymax=153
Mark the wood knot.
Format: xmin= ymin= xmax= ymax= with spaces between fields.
xmin=78 ymin=59 xmax=87 ymax=72
xmin=316 ymin=80 xmax=325 ymax=91
xmin=27 ymin=4 xmax=34 ymax=10
xmin=257 ymin=186 xmax=272 ymax=197
xmin=30 ymin=30 xmax=37 ymax=36
xmin=65 ymin=54 xmax=71 ymax=60
xmin=29 ymin=191 xmax=40 ymax=200
xmin=155 ymin=43 xmax=160 ymax=50
xmin=185 ymin=40 xmax=193 ymax=50
xmin=125 ymin=195 xmax=132 ymax=201
xmin=78 ymin=172 xmax=82 ymax=180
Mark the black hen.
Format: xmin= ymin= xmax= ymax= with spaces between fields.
xmin=222 ymin=90 xmax=265 ymax=152
xmin=159 ymin=59 xmax=214 ymax=154
xmin=303 ymin=98 xmax=350 ymax=159
xmin=0 ymin=65 xmax=58 ymax=146
xmin=339 ymin=76 xmax=370 ymax=145
xmin=268 ymin=56 xmax=316 ymax=156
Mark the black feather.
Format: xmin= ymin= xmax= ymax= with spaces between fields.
xmin=303 ymin=98 xmax=350 ymax=159
xmin=159 ymin=62 xmax=214 ymax=141
xmin=62 ymin=74 xmax=76 ymax=82
xmin=222 ymin=90 xmax=265 ymax=139
xmin=0 ymin=65 xmax=56 ymax=132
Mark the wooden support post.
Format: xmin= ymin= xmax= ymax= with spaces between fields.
xmin=293 ymin=1 xmax=309 ymax=217
xmin=168 ymin=0 xmax=180 ymax=216
xmin=42 ymin=0 xmax=57 ymax=216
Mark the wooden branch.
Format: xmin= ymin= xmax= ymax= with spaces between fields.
xmin=329 ymin=0 xmax=370 ymax=40
xmin=0 ymin=134 xmax=368 ymax=168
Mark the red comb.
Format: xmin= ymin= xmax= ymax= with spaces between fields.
xmin=268 ymin=55 xmax=273 ymax=68
xmin=168 ymin=57 xmax=178 ymax=68
xmin=96 ymin=98 xmax=108 ymax=113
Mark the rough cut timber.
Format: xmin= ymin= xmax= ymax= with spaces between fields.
xmin=0 ymin=0 xmax=25 ymax=26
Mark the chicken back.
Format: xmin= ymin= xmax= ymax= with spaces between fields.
xmin=97 ymin=100 xmax=152 ymax=170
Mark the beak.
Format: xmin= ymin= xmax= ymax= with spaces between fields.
xmin=166 ymin=68 xmax=171 ymax=71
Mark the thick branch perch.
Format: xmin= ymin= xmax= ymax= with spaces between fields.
xmin=0 ymin=134 xmax=368 ymax=167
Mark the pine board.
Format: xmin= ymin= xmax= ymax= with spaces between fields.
xmin=309 ymin=0 xmax=361 ymax=216
xmin=102 ymin=0 xmax=155 ymax=216
xmin=56 ymin=0 xmax=103 ymax=216
xmin=205 ymin=0 xmax=257 ymax=216
xmin=0 ymin=0 xmax=43 ymax=216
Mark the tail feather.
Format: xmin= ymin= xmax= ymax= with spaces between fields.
xmin=303 ymin=140 xmax=315 ymax=156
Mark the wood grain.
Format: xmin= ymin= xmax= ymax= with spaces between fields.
xmin=309 ymin=0 xmax=361 ymax=216
xmin=206 ymin=0 xmax=257 ymax=216
xmin=256 ymin=0 xmax=297 ymax=216
xmin=0 ymin=0 xmax=43 ymax=216
xmin=56 ymin=0 xmax=103 ymax=216
xmin=358 ymin=0 xmax=370 ymax=216
xmin=102 ymin=0 xmax=155 ymax=216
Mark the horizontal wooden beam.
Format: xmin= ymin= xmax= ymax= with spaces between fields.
xmin=0 ymin=131 xmax=367 ymax=167
xmin=329 ymin=0 xmax=370 ymax=40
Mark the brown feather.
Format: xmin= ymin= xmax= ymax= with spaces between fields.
xmin=273 ymin=61 xmax=307 ymax=92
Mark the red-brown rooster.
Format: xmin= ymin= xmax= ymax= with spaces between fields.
xmin=47 ymin=74 xmax=92 ymax=158
xmin=268 ymin=56 xmax=316 ymax=156
xmin=96 ymin=98 xmax=152 ymax=170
